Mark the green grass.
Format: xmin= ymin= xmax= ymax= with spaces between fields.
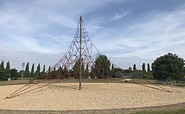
xmin=0 ymin=80 xmax=28 ymax=86
xmin=132 ymin=108 xmax=185 ymax=114
xmin=0 ymin=78 xmax=183 ymax=87
xmin=0 ymin=78 xmax=117 ymax=86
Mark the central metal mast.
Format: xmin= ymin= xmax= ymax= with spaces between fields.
xmin=79 ymin=16 xmax=82 ymax=90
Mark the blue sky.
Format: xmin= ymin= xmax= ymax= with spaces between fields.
xmin=0 ymin=0 xmax=185 ymax=70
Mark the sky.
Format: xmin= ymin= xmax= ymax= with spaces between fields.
xmin=0 ymin=0 xmax=185 ymax=70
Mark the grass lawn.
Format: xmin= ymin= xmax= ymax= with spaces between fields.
xmin=0 ymin=80 xmax=28 ymax=86
xmin=0 ymin=78 xmax=156 ymax=86
xmin=132 ymin=107 xmax=185 ymax=114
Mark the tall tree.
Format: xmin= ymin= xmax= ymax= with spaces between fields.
xmin=151 ymin=63 xmax=154 ymax=71
xmin=0 ymin=60 xmax=4 ymax=70
xmin=147 ymin=63 xmax=150 ymax=73
xmin=133 ymin=64 xmax=136 ymax=71
xmin=6 ymin=61 xmax=10 ymax=71
xmin=128 ymin=67 xmax=132 ymax=71
xmin=111 ymin=64 xmax=114 ymax=78
xmin=90 ymin=65 xmax=96 ymax=79
xmin=25 ymin=62 xmax=30 ymax=78
xmin=43 ymin=65 xmax=46 ymax=73
xmin=72 ymin=59 xmax=80 ymax=79
xmin=81 ymin=62 xmax=85 ymax=79
xmin=31 ymin=64 xmax=35 ymax=78
xmin=35 ymin=63 xmax=41 ymax=79
xmin=64 ymin=66 xmax=69 ymax=79
xmin=153 ymin=53 xmax=184 ymax=80
xmin=6 ymin=61 xmax=11 ymax=79
xmin=142 ymin=63 xmax=146 ymax=78
xmin=95 ymin=54 xmax=111 ymax=79
xmin=85 ymin=64 xmax=89 ymax=79
xmin=142 ymin=63 xmax=146 ymax=72
xmin=58 ymin=66 xmax=64 ymax=79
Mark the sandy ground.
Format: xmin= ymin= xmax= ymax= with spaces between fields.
xmin=0 ymin=83 xmax=185 ymax=111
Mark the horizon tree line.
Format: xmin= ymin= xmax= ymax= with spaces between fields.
xmin=0 ymin=53 xmax=185 ymax=81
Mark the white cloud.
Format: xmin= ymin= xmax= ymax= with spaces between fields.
xmin=108 ymin=7 xmax=185 ymax=60
xmin=111 ymin=10 xmax=129 ymax=21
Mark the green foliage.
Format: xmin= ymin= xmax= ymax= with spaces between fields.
xmin=35 ymin=63 xmax=41 ymax=79
xmin=24 ymin=62 xmax=30 ymax=78
xmin=95 ymin=54 xmax=111 ymax=79
xmin=72 ymin=59 xmax=80 ymax=79
xmin=64 ymin=66 xmax=69 ymax=79
xmin=0 ymin=61 xmax=11 ymax=80
xmin=6 ymin=61 xmax=10 ymax=71
xmin=0 ymin=69 xmax=10 ymax=80
xmin=43 ymin=65 xmax=45 ymax=73
xmin=81 ymin=62 xmax=85 ymax=79
xmin=131 ymin=108 xmax=185 ymax=114
xmin=142 ymin=63 xmax=146 ymax=72
xmin=31 ymin=63 xmax=35 ymax=78
xmin=10 ymin=69 xmax=18 ymax=79
xmin=0 ymin=60 xmax=4 ymax=70
xmin=147 ymin=63 xmax=150 ymax=73
xmin=133 ymin=64 xmax=137 ymax=71
xmin=123 ymin=67 xmax=132 ymax=73
xmin=153 ymin=53 xmax=184 ymax=80
xmin=112 ymin=68 xmax=124 ymax=78
xmin=58 ymin=66 xmax=64 ymax=79
xmin=84 ymin=64 xmax=89 ymax=79
xmin=90 ymin=65 xmax=96 ymax=79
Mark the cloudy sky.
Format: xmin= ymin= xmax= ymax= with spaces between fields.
xmin=0 ymin=0 xmax=185 ymax=70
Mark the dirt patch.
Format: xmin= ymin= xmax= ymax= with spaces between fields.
xmin=0 ymin=83 xmax=185 ymax=112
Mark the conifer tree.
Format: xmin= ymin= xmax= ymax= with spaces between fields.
xmin=31 ymin=64 xmax=35 ymax=78
xmin=35 ymin=63 xmax=40 ymax=79
xmin=6 ymin=61 xmax=10 ymax=71
xmin=25 ymin=62 xmax=30 ymax=78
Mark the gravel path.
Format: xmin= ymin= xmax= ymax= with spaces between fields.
xmin=0 ymin=83 xmax=185 ymax=111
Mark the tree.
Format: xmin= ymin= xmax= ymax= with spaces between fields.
xmin=85 ymin=64 xmax=89 ymax=79
xmin=133 ymin=64 xmax=137 ymax=71
xmin=0 ymin=69 xmax=10 ymax=80
xmin=64 ymin=66 xmax=69 ymax=79
xmin=57 ymin=66 xmax=64 ymax=79
xmin=43 ymin=65 xmax=46 ymax=73
xmin=142 ymin=63 xmax=146 ymax=72
xmin=25 ymin=62 xmax=30 ymax=78
xmin=153 ymin=53 xmax=184 ymax=80
xmin=95 ymin=54 xmax=111 ymax=79
xmin=142 ymin=63 xmax=146 ymax=78
xmin=81 ymin=62 xmax=85 ymax=79
xmin=31 ymin=64 xmax=35 ymax=78
xmin=6 ymin=61 xmax=11 ymax=79
xmin=0 ymin=60 xmax=4 ymax=70
xmin=90 ymin=65 xmax=96 ymax=79
xmin=111 ymin=64 xmax=114 ymax=78
xmin=10 ymin=69 xmax=18 ymax=80
xmin=0 ymin=61 xmax=12 ymax=80
xmin=147 ymin=63 xmax=150 ymax=73
xmin=6 ymin=61 xmax=10 ymax=71
xmin=35 ymin=64 xmax=41 ymax=79
xmin=112 ymin=68 xmax=124 ymax=78
xmin=151 ymin=63 xmax=154 ymax=71
xmin=123 ymin=68 xmax=132 ymax=73
xmin=72 ymin=59 xmax=80 ymax=79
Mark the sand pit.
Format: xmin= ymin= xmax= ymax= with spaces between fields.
xmin=0 ymin=83 xmax=185 ymax=111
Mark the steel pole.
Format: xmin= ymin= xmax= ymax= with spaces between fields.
xmin=79 ymin=16 xmax=82 ymax=90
